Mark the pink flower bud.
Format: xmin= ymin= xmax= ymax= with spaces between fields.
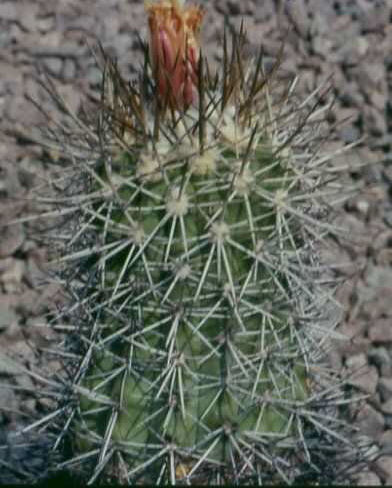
xmin=145 ymin=0 xmax=204 ymax=111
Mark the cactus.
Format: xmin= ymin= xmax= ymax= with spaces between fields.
xmin=3 ymin=0 xmax=374 ymax=484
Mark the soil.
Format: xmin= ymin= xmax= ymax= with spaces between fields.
xmin=0 ymin=0 xmax=392 ymax=484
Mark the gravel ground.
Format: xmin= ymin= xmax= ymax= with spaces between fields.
xmin=0 ymin=0 xmax=392 ymax=484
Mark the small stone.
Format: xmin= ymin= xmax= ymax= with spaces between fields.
xmin=285 ymin=0 xmax=309 ymax=38
xmin=0 ymin=302 xmax=18 ymax=329
xmin=346 ymin=353 xmax=367 ymax=369
xmin=0 ymin=352 xmax=24 ymax=375
xmin=334 ymin=213 xmax=369 ymax=256
xmin=361 ymin=283 xmax=392 ymax=323
xmin=378 ymin=378 xmax=392 ymax=402
xmin=377 ymin=249 xmax=392 ymax=266
xmin=352 ymin=470 xmax=381 ymax=486
xmin=21 ymin=398 xmax=37 ymax=415
xmin=362 ymin=105 xmax=387 ymax=137
xmin=42 ymin=57 xmax=63 ymax=77
xmin=371 ymin=230 xmax=392 ymax=253
xmin=349 ymin=364 xmax=378 ymax=395
xmin=381 ymin=398 xmax=392 ymax=415
xmin=0 ymin=258 xmax=25 ymax=294
xmin=355 ymin=403 xmax=384 ymax=438
xmin=63 ymin=58 xmax=76 ymax=81
xmin=368 ymin=347 xmax=392 ymax=377
xmin=25 ymin=256 xmax=46 ymax=288
xmin=340 ymin=337 xmax=371 ymax=359
xmin=0 ymin=2 xmax=17 ymax=20
xmin=16 ymin=1 xmax=39 ymax=31
xmin=338 ymin=123 xmax=361 ymax=144
xmin=355 ymin=199 xmax=370 ymax=216
xmin=0 ymin=384 xmax=17 ymax=422
xmin=87 ymin=65 xmax=102 ymax=86
xmin=0 ymin=223 xmax=24 ymax=258
xmin=380 ymin=430 xmax=392 ymax=452
xmin=375 ymin=455 xmax=392 ymax=481
xmin=385 ymin=414 xmax=392 ymax=429
xmin=365 ymin=265 xmax=392 ymax=289
xmin=369 ymin=319 xmax=392 ymax=343
xmin=339 ymin=81 xmax=365 ymax=107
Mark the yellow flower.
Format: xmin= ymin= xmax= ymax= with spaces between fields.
xmin=145 ymin=0 xmax=204 ymax=110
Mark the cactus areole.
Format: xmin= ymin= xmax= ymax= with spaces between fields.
xmin=22 ymin=0 xmax=368 ymax=484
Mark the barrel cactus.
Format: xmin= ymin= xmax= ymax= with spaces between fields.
xmin=4 ymin=0 xmax=373 ymax=484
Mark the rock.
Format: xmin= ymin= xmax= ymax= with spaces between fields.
xmin=377 ymin=248 xmax=392 ymax=266
xmin=25 ymin=255 xmax=47 ymax=288
xmin=370 ymin=230 xmax=392 ymax=253
xmin=16 ymin=1 xmax=39 ymax=32
xmin=381 ymin=398 xmax=392 ymax=415
xmin=355 ymin=403 xmax=384 ymax=438
xmin=360 ymin=4 xmax=389 ymax=33
xmin=338 ymin=123 xmax=361 ymax=144
xmin=340 ymin=335 xmax=371 ymax=358
xmin=87 ymin=65 xmax=103 ymax=86
xmin=0 ymin=223 xmax=24 ymax=258
xmin=334 ymin=213 xmax=370 ymax=256
xmin=0 ymin=301 xmax=18 ymax=329
xmin=352 ymin=470 xmax=381 ymax=486
xmin=348 ymin=363 xmax=378 ymax=395
xmin=0 ymin=352 xmax=24 ymax=375
xmin=0 ymin=384 xmax=17 ymax=423
xmin=386 ymin=414 xmax=392 ymax=429
xmin=362 ymin=105 xmax=387 ymax=137
xmin=63 ymin=59 xmax=76 ymax=81
xmin=368 ymin=347 xmax=392 ymax=377
xmin=0 ymin=2 xmax=18 ymax=21
xmin=362 ymin=284 xmax=392 ymax=322
xmin=380 ymin=430 xmax=392 ymax=453
xmin=375 ymin=455 xmax=392 ymax=482
xmin=378 ymin=378 xmax=392 ymax=402
xmin=339 ymin=81 xmax=365 ymax=108
xmin=285 ymin=0 xmax=309 ymax=38
xmin=365 ymin=265 xmax=392 ymax=289
xmin=369 ymin=318 xmax=392 ymax=343
xmin=42 ymin=57 xmax=63 ymax=78
xmin=0 ymin=258 xmax=25 ymax=294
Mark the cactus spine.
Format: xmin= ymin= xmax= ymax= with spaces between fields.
xmin=10 ymin=1 xmax=371 ymax=484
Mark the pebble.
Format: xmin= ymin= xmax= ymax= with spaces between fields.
xmin=0 ymin=2 xmax=18 ymax=21
xmin=42 ymin=57 xmax=63 ymax=78
xmin=375 ymin=455 xmax=392 ymax=481
xmin=368 ymin=319 xmax=392 ymax=344
xmin=0 ymin=352 xmax=24 ymax=375
xmin=0 ymin=258 xmax=25 ymax=294
xmin=368 ymin=347 xmax=392 ymax=377
xmin=381 ymin=398 xmax=392 ymax=415
xmin=355 ymin=403 xmax=385 ymax=439
xmin=349 ymin=364 xmax=379 ymax=396
xmin=380 ymin=430 xmax=392 ymax=454
xmin=352 ymin=470 xmax=381 ymax=486
xmin=378 ymin=378 xmax=392 ymax=403
xmin=0 ymin=223 xmax=25 ymax=259
xmin=0 ymin=301 xmax=19 ymax=330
